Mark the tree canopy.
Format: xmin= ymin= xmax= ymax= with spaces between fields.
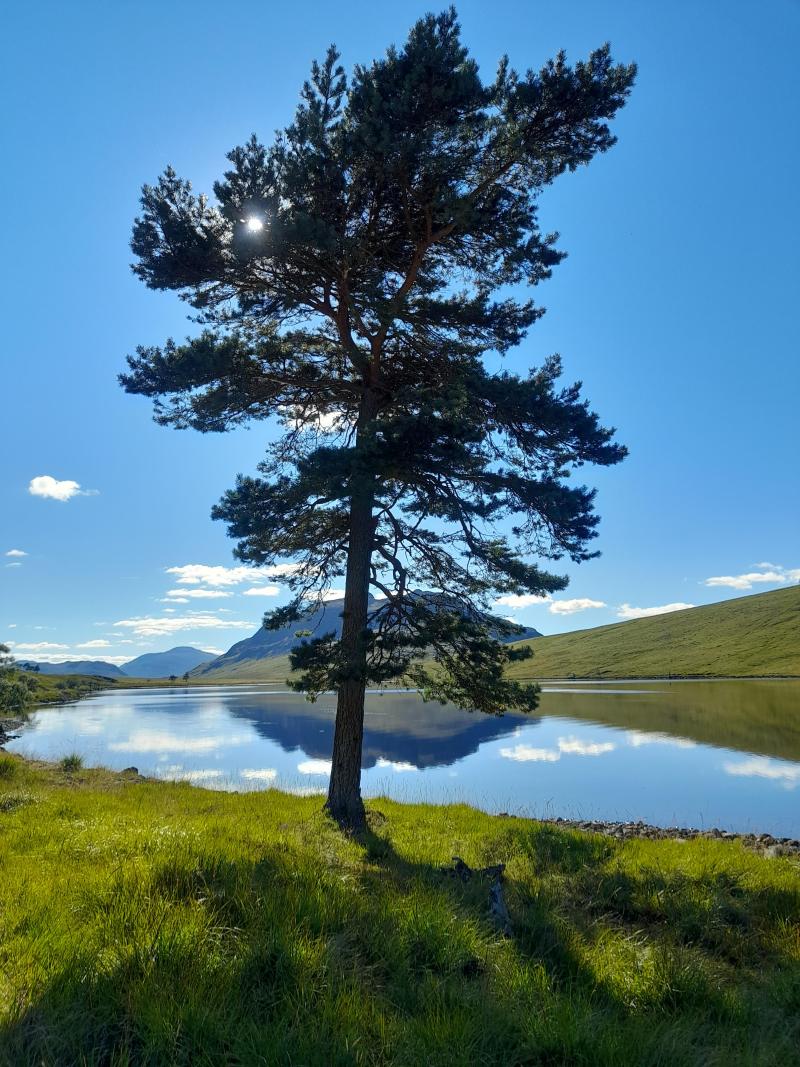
xmin=0 ymin=644 xmax=31 ymax=714
xmin=122 ymin=8 xmax=636 ymax=823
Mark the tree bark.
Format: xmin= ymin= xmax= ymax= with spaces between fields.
xmin=325 ymin=389 xmax=378 ymax=829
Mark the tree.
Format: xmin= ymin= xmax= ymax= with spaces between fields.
xmin=0 ymin=644 xmax=32 ymax=714
xmin=182 ymin=672 xmax=190 ymax=682
xmin=122 ymin=9 xmax=636 ymax=828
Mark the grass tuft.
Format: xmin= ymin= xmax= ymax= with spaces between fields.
xmin=0 ymin=755 xmax=18 ymax=780
xmin=59 ymin=753 xmax=84 ymax=773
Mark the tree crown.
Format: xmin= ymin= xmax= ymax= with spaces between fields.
xmin=122 ymin=8 xmax=636 ymax=711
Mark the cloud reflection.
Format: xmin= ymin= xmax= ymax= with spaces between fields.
xmin=109 ymin=730 xmax=250 ymax=754
xmin=240 ymin=768 xmax=278 ymax=781
xmin=297 ymin=759 xmax=332 ymax=775
xmin=375 ymin=758 xmax=418 ymax=772
xmin=723 ymin=757 xmax=800 ymax=788
xmin=500 ymin=735 xmax=616 ymax=763
xmin=626 ymin=731 xmax=696 ymax=749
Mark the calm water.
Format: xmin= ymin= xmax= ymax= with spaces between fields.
xmin=8 ymin=680 xmax=800 ymax=836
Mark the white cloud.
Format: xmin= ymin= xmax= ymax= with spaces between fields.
xmin=240 ymin=768 xmax=278 ymax=781
xmin=282 ymin=406 xmax=345 ymax=433
xmin=161 ymin=597 xmax=189 ymax=604
xmin=617 ymin=602 xmax=694 ymax=620
xmin=548 ymin=598 xmax=606 ymax=616
xmin=321 ymin=589 xmax=346 ymax=602
xmin=297 ymin=759 xmax=332 ymax=775
xmin=494 ymin=593 xmax=552 ymax=609
xmin=9 ymin=641 xmax=69 ymax=652
xmin=241 ymin=586 xmax=281 ymax=597
xmin=5 ymin=549 xmax=26 ymax=557
xmin=28 ymin=475 xmax=98 ymax=501
xmin=7 ymin=624 xmax=17 ymax=629
xmin=113 ymin=613 xmax=254 ymax=638
xmin=5 ymin=562 xmax=22 ymax=569
xmin=166 ymin=563 xmax=300 ymax=587
xmin=703 ymin=563 xmax=799 ymax=590
xmin=705 ymin=571 xmax=784 ymax=590
xmin=76 ymin=639 xmax=112 ymax=650
xmin=163 ymin=588 xmax=232 ymax=600
xmin=316 ymin=410 xmax=340 ymax=430
xmin=723 ymin=756 xmax=800 ymax=787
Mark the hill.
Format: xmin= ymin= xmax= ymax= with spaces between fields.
xmin=20 ymin=660 xmax=127 ymax=678
xmin=507 ymin=584 xmax=800 ymax=679
xmin=122 ymin=646 xmax=216 ymax=679
xmin=195 ymin=596 xmax=540 ymax=680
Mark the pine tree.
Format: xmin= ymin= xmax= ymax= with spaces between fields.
xmin=122 ymin=9 xmax=636 ymax=827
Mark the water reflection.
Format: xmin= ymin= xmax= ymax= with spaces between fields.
xmin=224 ymin=691 xmax=535 ymax=769
xmin=538 ymin=680 xmax=800 ymax=763
xmin=7 ymin=680 xmax=800 ymax=836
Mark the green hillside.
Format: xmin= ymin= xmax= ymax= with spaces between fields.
xmin=508 ymin=584 xmax=800 ymax=680
xmin=198 ymin=585 xmax=799 ymax=684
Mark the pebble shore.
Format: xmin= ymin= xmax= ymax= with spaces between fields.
xmin=498 ymin=813 xmax=800 ymax=858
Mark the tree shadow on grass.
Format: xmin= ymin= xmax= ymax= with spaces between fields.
xmin=1 ymin=817 xmax=798 ymax=1066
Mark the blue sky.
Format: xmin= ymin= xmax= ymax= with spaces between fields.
xmin=2 ymin=1 xmax=798 ymax=664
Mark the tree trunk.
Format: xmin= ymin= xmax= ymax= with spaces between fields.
xmin=326 ymin=390 xmax=378 ymax=829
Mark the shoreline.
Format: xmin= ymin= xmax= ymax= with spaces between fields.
xmin=515 ymin=814 xmax=800 ymax=858
xmin=2 ymin=736 xmax=798 ymax=858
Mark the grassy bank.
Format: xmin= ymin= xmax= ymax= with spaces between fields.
xmin=508 ymin=584 xmax=800 ymax=680
xmin=0 ymin=756 xmax=797 ymax=1064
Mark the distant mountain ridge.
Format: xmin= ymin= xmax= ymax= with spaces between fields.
xmin=194 ymin=595 xmax=541 ymax=680
xmin=20 ymin=646 xmax=216 ymax=680
xmin=122 ymin=647 xmax=217 ymax=678
xmin=20 ymin=660 xmax=127 ymax=677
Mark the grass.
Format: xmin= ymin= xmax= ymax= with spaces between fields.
xmin=0 ymin=754 xmax=797 ymax=1064
xmin=19 ymin=672 xmax=119 ymax=706
xmin=58 ymin=752 xmax=84 ymax=773
xmin=507 ymin=584 xmax=800 ymax=680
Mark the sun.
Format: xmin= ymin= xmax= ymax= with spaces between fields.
xmin=245 ymin=216 xmax=264 ymax=233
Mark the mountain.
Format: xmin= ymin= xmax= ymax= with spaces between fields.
xmin=505 ymin=584 xmax=800 ymax=679
xmin=194 ymin=595 xmax=541 ymax=681
xmin=20 ymin=660 xmax=127 ymax=677
xmin=122 ymin=646 xmax=217 ymax=679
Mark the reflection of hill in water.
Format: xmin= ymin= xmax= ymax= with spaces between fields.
xmin=224 ymin=692 xmax=534 ymax=770
xmin=539 ymin=680 xmax=800 ymax=764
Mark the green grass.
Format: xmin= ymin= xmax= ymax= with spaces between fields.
xmin=20 ymin=672 xmax=120 ymax=706
xmin=58 ymin=752 xmax=84 ymax=773
xmin=0 ymin=754 xmax=797 ymax=1064
xmin=507 ymin=584 xmax=800 ymax=680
